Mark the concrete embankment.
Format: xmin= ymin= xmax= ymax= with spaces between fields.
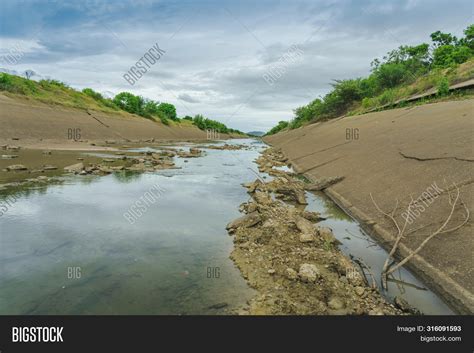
xmin=264 ymin=99 xmax=474 ymax=314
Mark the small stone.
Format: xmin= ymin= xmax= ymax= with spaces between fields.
xmin=42 ymin=150 xmax=52 ymax=155
xmin=43 ymin=165 xmax=58 ymax=170
xmin=355 ymin=286 xmax=365 ymax=296
xmin=299 ymin=232 xmax=315 ymax=243
xmin=6 ymin=164 xmax=27 ymax=171
xmin=328 ymin=297 xmax=345 ymax=310
xmin=1 ymin=155 xmax=18 ymax=159
xmin=298 ymin=263 xmax=320 ymax=283
xmin=64 ymin=162 xmax=84 ymax=173
xmin=267 ymin=269 xmax=276 ymax=275
xmin=286 ymin=268 xmax=298 ymax=280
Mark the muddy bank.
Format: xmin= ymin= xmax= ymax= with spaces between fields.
xmin=227 ymin=148 xmax=411 ymax=315
xmin=264 ymin=99 xmax=474 ymax=314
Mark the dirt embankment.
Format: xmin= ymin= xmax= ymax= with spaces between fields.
xmin=0 ymin=94 xmax=214 ymax=148
xmin=264 ymin=99 xmax=474 ymax=314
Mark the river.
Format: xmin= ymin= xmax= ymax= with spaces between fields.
xmin=0 ymin=139 xmax=453 ymax=314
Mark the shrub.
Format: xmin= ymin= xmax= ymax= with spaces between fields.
xmin=437 ymin=77 xmax=450 ymax=96
xmin=82 ymin=88 xmax=104 ymax=101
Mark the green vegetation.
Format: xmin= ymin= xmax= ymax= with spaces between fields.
xmin=267 ymin=121 xmax=289 ymax=135
xmin=192 ymin=114 xmax=245 ymax=135
xmin=0 ymin=72 xmax=242 ymax=133
xmin=267 ymin=25 xmax=474 ymax=135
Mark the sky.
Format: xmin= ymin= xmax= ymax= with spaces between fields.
xmin=0 ymin=0 xmax=472 ymax=132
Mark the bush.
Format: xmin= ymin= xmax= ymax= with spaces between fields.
xmin=82 ymin=88 xmax=104 ymax=101
xmin=267 ymin=121 xmax=289 ymax=135
xmin=373 ymin=62 xmax=408 ymax=89
xmin=0 ymin=73 xmax=13 ymax=91
xmin=437 ymin=77 xmax=450 ymax=96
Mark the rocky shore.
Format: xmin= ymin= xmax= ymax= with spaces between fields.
xmin=227 ymin=147 xmax=406 ymax=315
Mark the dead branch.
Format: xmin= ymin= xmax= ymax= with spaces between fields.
xmin=385 ymin=186 xmax=469 ymax=276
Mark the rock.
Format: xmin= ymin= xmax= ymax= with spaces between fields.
xmin=298 ymin=263 xmax=320 ymax=283
xmin=43 ymin=165 xmax=58 ymax=170
xmin=7 ymin=146 xmax=20 ymax=151
xmin=102 ymin=158 xmax=115 ymax=163
xmin=12 ymin=137 xmax=19 ymax=140
xmin=64 ymin=162 xmax=84 ymax=173
xmin=317 ymin=226 xmax=340 ymax=244
xmin=286 ymin=268 xmax=298 ymax=280
xmin=295 ymin=189 xmax=307 ymax=205
xmin=6 ymin=164 xmax=27 ymax=171
xmin=295 ymin=216 xmax=316 ymax=235
xmin=368 ymin=309 xmax=385 ymax=316
xmin=299 ymin=232 xmax=315 ymax=243
xmin=267 ymin=269 xmax=276 ymax=275
xmin=207 ymin=302 xmax=228 ymax=310
xmin=1 ymin=145 xmax=7 ymax=150
xmin=302 ymin=211 xmax=325 ymax=222
xmin=253 ymin=191 xmax=272 ymax=205
xmin=42 ymin=150 xmax=52 ymax=155
xmin=226 ymin=212 xmax=261 ymax=231
xmin=355 ymin=286 xmax=365 ymax=296
xmin=105 ymin=140 xmax=116 ymax=144
xmin=77 ymin=157 xmax=84 ymax=161
xmin=247 ymin=202 xmax=258 ymax=213
xmin=245 ymin=179 xmax=263 ymax=193
xmin=328 ymin=297 xmax=345 ymax=310
xmin=1 ymin=155 xmax=18 ymax=159
xmin=394 ymin=296 xmax=422 ymax=315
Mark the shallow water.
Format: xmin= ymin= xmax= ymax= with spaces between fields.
xmin=0 ymin=139 xmax=453 ymax=314
xmin=0 ymin=139 xmax=263 ymax=314
xmin=305 ymin=192 xmax=453 ymax=314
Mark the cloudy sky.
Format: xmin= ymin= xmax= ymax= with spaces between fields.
xmin=0 ymin=0 xmax=472 ymax=132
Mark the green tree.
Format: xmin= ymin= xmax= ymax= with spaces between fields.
xmin=113 ymin=92 xmax=144 ymax=115
xmin=157 ymin=102 xmax=177 ymax=120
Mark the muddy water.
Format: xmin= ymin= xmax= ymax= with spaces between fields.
xmin=0 ymin=139 xmax=453 ymax=314
xmin=0 ymin=139 xmax=263 ymax=314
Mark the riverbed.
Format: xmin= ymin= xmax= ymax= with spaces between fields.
xmin=0 ymin=139 xmax=453 ymax=314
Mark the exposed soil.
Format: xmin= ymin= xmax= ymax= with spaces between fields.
xmin=228 ymin=147 xmax=406 ymax=315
